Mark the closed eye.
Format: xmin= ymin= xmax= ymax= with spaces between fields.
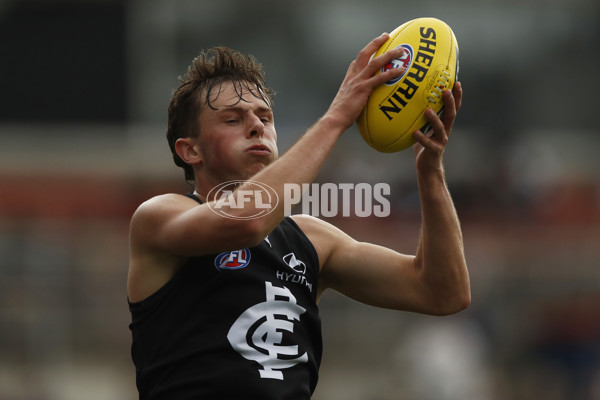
xmin=258 ymin=112 xmax=274 ymax=124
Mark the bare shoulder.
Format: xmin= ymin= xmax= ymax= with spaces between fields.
xmin=289 ymin=213 xmax=324 ymax=232
xmin=128 ymin=193 xmax=197 ymax=302
xmin=130 ymin=193 xmax=197 ymax=235
xmin=291 ymin=213 xmax=355 ymax=238
xmin=290 ymin=213 xmax=344 ymax=241
xmin=132 ymin=193 xmax=197 ymax=222
xmin=290 ymin=214 xmax=355 ymax=266
xmin=129 ymin=192 xmax=203 ymax=261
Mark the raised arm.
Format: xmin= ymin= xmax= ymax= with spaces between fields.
xmin=411 ymin=82 xmax=470 ymax=314
xmin=132 ymin=34 xmax=407 ymax=256
xmin=295 ymin=83 xmax=470 ymax=316
xmin=228 ymin=34 xmax=409 ymax=240
xmin=128 ymin=35 xmax=408 ymax=301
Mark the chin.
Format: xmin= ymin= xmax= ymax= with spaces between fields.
xmin=243 ymin=161 xmax=271 ymax=179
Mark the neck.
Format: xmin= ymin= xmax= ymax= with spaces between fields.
xmin=194 ymin=169 xmax=259 ymax=203
xmin=194 ymin=180 xmax=245 ymax=203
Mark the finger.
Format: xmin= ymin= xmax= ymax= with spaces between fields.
xmin=362 ymin=46 xmax=407 ymax=87
xmin=369 ymin=46 xmax=405 ymax=73
xmin=372 ymin=45 xmax=406 ymax=67
xmin=441 ymin=89 xmax=457 ymax=123
xmin=420 ymin=108 xmax=448 ymax=144
xmin=412 ymin=141 xmax=424 ymax=157
xmin=434 ymin=91 xmax=457 ymax=138
xmin=452 ymin=81 xmax=463 ymax=111
xmin=355 ymin=33 xmax=391 ymax=67
xmin=413 ymin=128 xmax=438 ymax=151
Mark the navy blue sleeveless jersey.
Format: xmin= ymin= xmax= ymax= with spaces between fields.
xmin=128 ymin=194 xmax=322 ymax=400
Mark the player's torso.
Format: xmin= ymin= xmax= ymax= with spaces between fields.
xmin=129 ymin=217 xmax=322 ymax=399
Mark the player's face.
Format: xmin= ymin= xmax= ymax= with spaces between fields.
xmin=196 ymin=81 xmax=278 ymax=183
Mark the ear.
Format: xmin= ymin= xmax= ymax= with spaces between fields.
xmin=175 ymin=137 xmax=202 ymax=165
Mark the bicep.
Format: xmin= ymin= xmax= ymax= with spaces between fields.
xmin=130 ymin=194 xmax=261 ymax=258
xmin=294 ymin=214 xmax=426 ymax=311
xmin=323 ymin=238 xmax=428 ymax=311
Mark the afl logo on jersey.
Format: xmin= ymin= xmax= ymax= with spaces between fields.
xmin=214 ymin=249 xmax=251 ymax=270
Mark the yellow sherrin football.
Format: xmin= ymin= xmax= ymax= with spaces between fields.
xmin=357 ymin=17 xmax=459 ymax=153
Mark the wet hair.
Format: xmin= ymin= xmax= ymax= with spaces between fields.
xmin=166 ymin=47 xmax=275 ymax=182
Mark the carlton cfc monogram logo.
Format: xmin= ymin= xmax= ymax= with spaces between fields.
xmin=227 ymin=282 xmax=308 ymax=380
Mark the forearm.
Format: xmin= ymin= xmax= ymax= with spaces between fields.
xmin=414 ymin=166 xmax=470 ymax=314
xmin=227 ymin=35 xmax=407 ymax=239
xmin=246 ymin=114 xmax=344 ymax=231
xmin=204 ymin=34 xmax=407 ymax=244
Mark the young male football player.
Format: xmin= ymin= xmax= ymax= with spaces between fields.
xmin=128 ymin=34 xmax=469 ymax=399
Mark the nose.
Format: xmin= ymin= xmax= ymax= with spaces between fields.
xmin=247 ymin=114 xmax=264 ymax=138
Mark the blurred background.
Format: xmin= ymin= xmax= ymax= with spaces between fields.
xmin=1 ymin=0 xmax=599 ymax=399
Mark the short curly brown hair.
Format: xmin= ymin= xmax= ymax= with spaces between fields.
xmin=166 ymin=47 xmax=275 ymax=182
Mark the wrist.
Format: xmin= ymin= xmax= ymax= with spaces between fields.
xmin=319 ymin=110 xmax=352 ymax=136
xmin=416 ymin=163 xmax=446 ymax=187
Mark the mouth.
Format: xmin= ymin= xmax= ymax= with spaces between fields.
xmin=245 ymin=144 xmax=272 ymax=156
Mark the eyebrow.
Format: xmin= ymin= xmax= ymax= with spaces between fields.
xmin=217 ymin=105 xmax=273 ymax=114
